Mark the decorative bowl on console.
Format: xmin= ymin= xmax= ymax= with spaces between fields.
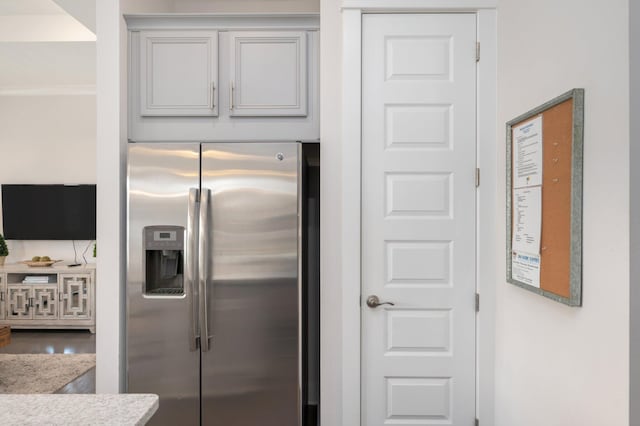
xmin=21 ymin=260 xmax=62 ymax=267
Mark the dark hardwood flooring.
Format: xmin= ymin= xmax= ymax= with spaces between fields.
xmin=0 ymin=330 xmax=96 ymax=394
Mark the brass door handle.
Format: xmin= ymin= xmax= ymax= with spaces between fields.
xmin=366 ymin=295 xmax=395 ymax=308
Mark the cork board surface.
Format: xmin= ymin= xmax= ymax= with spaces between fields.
xmin=509 ymin=95 xmax=579 ymax=301
xmin=540 ymin=99 xmax=573 ymax=297
xmin=513 ymin=99 xmax=573 ymax=298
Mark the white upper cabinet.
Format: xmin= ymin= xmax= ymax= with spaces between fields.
xmin=229 ymin=31 xmax=307 ymax=117
xmin=140 ymin=30 xmax=219 ymax=116
xmin=126 ymin=15 xmax=319 ymax=141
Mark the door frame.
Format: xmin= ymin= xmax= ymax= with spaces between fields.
xmin=338 ymin=5 xmax=497 ymax=425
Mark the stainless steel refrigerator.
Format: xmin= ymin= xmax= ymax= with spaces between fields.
xmin=126 ymin=142 xmax=320 ymax=426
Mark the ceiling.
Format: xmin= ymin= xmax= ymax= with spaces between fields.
xmin=0 ymin=0 xmax=96 ymax=95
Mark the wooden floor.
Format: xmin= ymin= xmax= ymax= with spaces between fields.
xmin=0 ymin=330 xmax=96 ymax=394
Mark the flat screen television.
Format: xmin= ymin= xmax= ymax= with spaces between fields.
xmin=1 ymin=184 xmax=96 ymax=240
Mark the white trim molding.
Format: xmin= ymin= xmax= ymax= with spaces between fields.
xmin=475 ymin=9 xmax=497 ymax=426
xmin=340 ymin=8 xmax=363 ymax=426
xmin=124 ymin=13 xmax=320 ymax=31
xmin=338 ymin=5 xmax=497 ymax=426
xmin=95 ymin=0 xmax=125 ymax=393
xmin=342 ymin=0 xmax=497 ymax=10
xmin=631 ymin=0 xmax=640 ymax=423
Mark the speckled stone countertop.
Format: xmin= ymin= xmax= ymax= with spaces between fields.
xmin=0 ymin=394 xmax=159 ymax=425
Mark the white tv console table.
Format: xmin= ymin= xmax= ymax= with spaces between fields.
xmin=0 ymin=263 xmax=95 ymax=333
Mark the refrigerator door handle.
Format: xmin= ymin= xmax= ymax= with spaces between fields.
xmin=199 ymin=188 xmax=211 ymax=352
xmin=187 ymin=188 xmax=200 ymax=352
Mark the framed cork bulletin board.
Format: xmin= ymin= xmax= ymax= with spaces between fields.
xmin=506 ymin=89 xmax=584 ymax=306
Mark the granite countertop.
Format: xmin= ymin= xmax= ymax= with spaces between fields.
xmin=0 ymin=394 xmax=159 ymax=426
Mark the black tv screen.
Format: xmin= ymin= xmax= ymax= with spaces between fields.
xmin=1 ymin=184 xmax=96 ymax=240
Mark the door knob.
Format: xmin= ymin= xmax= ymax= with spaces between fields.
xmin=366 ymin=295 xmax=395 ymax=308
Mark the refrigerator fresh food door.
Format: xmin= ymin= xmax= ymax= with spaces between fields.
xmin=200 ymin=142 xmax=301 ymax=426
xmin=127 ymin=142 xmax=201 ymax=426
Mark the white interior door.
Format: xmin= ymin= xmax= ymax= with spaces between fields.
xmin=362 ymin=14 xmax=477 ymax=425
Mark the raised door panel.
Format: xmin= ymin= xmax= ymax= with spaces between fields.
xmin=7 ymin=286 xmax=31 ymax=319
xmin=33 ymin=286 xmax=58 ymax=319
xmin=59 ymin=274 xmax=91 ymax=319
xmin=229 ymin=31 xmax=307 ymax=116
xmin=140 ymin=30 xmax=219 ymax=116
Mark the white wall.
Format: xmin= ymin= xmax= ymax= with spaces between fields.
xmin=0 ymin=95 xmax=96 ymax=263
xmin=120 ymin=0 xmax=319 ymax=14
xmin=496 ymin=1 xmax=629 ymax=425
xmin=93 ymin=0 xmax=634 ymax=422
xmin=120 ymin=0 xmax=173 ymax=14
xmin=169 ymin=0 xmax=319 ymax=13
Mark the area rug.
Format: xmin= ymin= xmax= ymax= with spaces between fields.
xmin=0 ymin=353 xmax=95 ymax=394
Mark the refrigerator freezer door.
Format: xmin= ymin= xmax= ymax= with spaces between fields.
xmin=127 ymin=143 xmax=201 ymax=426
xmin=200 ymin=142 xmax=301 ymax=426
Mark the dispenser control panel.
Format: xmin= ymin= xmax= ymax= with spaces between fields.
xmin=144 ymin=226 xmax=183 ymax=250
xmin=153 ymin=230 xmax=177 ymax=242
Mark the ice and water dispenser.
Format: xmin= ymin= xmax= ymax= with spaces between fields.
xmin=144 ymin=225 xmax=185 ymax=296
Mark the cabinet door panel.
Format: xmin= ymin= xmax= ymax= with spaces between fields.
xmin=60 ymin=275 xmax=91 ymax=319
xmin=140 ymin=30 xmax=219 ymax=116
xmin=33 ymin=286 xmax=58 ymax=319
xmin=229 ymin=31 xmax=307 ymax=116
xmin=7 ymin=286 xmax=31 ymax=319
